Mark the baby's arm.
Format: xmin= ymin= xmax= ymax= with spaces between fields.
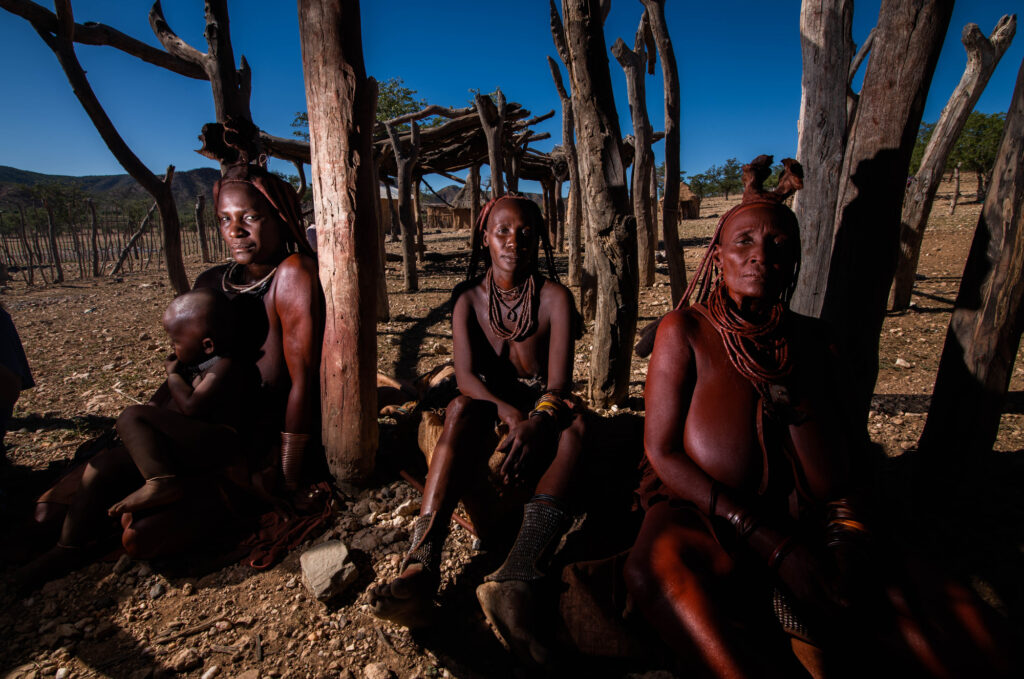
xmin=165 ymin=358 xmax=235 ymax=417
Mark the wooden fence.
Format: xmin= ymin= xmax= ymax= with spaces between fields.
xmin=0 ymin=199 xmax=229 ymax=285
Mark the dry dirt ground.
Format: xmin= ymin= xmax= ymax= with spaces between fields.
xmin=3 ymin=177 xmax=1024 ymax=679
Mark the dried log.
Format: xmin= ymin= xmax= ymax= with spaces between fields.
xmin=612 ymin=11 xmax=656 ymax=288
xmin=948 ymin=163 xmax=960 ymax=214
xmin=548 ymin=56 xmax=582 ymax=285
xmin=920 ymin=57 xmax=1024 ymax=459
xmin=16 ymin=206 xmax=34 ymax=286
xmin=413 ymin=176 xmax=425 ymax=261
xmin=791 ymin=0 xmax=853 ymax=317
xmin=640 ymin=0 xmax=685 ymax=303
xmin=890 ymin=15 xmax=1016 ymax=311
xmin=386 ymin=121 xmax=421 ymax=291
xmin=469 ymin=163 xmax=481 ymax=244
xmin=111 ymin=201 xmax=157 ymax=277
xmin=822 ymin=0 xmax=953 ymax=427
xmin=382 ymin=104 xmax=474 ymax=128
xmin=475 ymin=90 xmax=506 ymax=198
xmin=557 ymin=0 xmax=638 ymax=407
xmin=298 ymin=0 xmax=379 ymax=483
xmin=195 ymin=194 xmax=212 ymax=263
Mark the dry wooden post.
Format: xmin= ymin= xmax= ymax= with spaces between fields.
xmin=639 ymin=0 xmax=685 ymax=303
xmin=369 ymin=127 xmax=391 ymax=322
xmin=195 ymin=194 xmax=212 ymax=263
xmin=554 ymin=0 xmax=638 ymax=407
xmin=469 ymin=162 xmax=481 ymax=237
xmin=790 ymin=0 xmax=854 ymax=317
xmin=298 ymin=0 xmax=379 ymax=483
xmin=413 ymin=176 xmax=425 ymax=261
xmin=949 ymin=163 xmax=961 ymax=214
xmin=475 ymin=90 xmax=506 ymax=198
xmin=547 ymin=56 xmax=583 ymax=285
xmin=385 ymin=120 xmax=420 ymax=292
xmin=15 ymin=207 xmax=34 ymax=285
xmin=613 ymin=13 xmax=656 ymax=288
xmin=41 ymin=198 xmax=64 ymax=284
xmin=87 ymin=198 xmax=100 ymax=276
xmin=821 ymin=0 xmax=953 ymax=427
xmin=383 ymin=180 xmax=400 ymax=241
xmin=919 ymin=57 xmax=1024 ymax=460
xmin=890 ymin=16 xmax=1016 ymax=311
xmin=66 ymin=204 xmax=84 ymax=278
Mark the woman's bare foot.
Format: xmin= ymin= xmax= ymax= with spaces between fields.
xmin=11 ymin=544 xmax=88 ymax=594
xmin=108 ymin=476 xmax=183 ymax=516
xmin=476 ymin=580 xmax=553 ymax=668
xmin=368 ymin=562 xmax=439 ymax=628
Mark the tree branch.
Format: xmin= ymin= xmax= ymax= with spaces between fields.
xmin=0 ymin=0 xmax=206 ymax=79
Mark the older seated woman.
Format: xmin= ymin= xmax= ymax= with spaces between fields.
xmin=626 ymin=156 xmax=1017 ymax=678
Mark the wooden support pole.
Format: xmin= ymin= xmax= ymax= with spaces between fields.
xmin=195 ymin=194 xmax=212 ymax=263
xmin=298 ymin=0 xmax=379 ymax=483
xmin=386 ymin=120 xmax=420 ymax=291
xmin=475 ymin=89 xmax=506 ymax=198
xmin=546 ymin=56 xmax=582 ymax=286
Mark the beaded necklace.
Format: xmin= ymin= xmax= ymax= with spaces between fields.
xmin=487 ymin=268 xmax=536 ymax=341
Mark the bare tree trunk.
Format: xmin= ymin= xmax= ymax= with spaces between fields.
xmin=791 ymin=0 xmax=854 ymax=317
xmin=554 ymin=177 xmax=566 ymax=253
xmin=195 ymin=194 xmax=212 ymax=263
xmin=298 ymin=0 xmax=379 ymax=484
xmin=41 ymin=199 xmax=64 ymax=283
xmin=386 ymin=121 xmax=420 ymax=292
xmin=822 ymin=0 xmax=954 ymax=428
xmin=476 ymin=90 xmax=506 ymax=198
xmin=67 ymin=206 xmax=84 ymax=278
xmin=639 ymin=0 xmax=685 ymax=303
xmin=555 ymin=0 xmax=637 ymax=407
xmin=547 ymin=55 xmax=583 ymax=286
xmin=975 ymin=169 xmax=986 ymax=202
xmin=613 ymin=14 xmax=656 ymax=288
xmin=16 ymin=2 xmax=189 ymax=293
xmin=919 ymin=58 xmax=1024 ymax=460
xmin=949 ymin=163 xmax=961 ymax=214
xmin=111 ymin=202 xmax=157 ymax=276
xmin=384 ymin=181 xmax=400 ymax=241
xmin=890 ymin=16 xmax=1016 ymax=311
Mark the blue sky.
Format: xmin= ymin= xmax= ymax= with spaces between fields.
xmin=1 ymin=1 xmax=1020 ymax=194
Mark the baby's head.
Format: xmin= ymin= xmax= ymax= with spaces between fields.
xmin=162 ymin=289 xmax=233 ymax=366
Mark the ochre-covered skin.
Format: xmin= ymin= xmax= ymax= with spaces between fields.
xmin=625 ymin=157 xmax=1017 ymax=678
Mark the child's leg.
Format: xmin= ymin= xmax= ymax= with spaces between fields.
xmin=109 ymin=405 xmax=238 ymax=515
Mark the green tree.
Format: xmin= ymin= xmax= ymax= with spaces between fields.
xmin=719 ymin=158 xmax=742 ymax=200
xmin=762 ymin=162 xmax=786 ymax=190
xmin=948 ymin=111 xmax=1005 ymax=199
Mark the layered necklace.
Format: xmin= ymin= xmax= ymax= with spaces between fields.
xmin=705 ymin=281 xmax=792 ymax=394
xmin=487 ymin=267 xmax=535 ymax=341
xmin=222 ymin=262 xmax=278 ymax=296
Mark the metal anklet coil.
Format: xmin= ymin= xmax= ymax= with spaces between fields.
xmin=402 ymin=512 xmax=444 ymax=574
xmin=485 ymin=500 xmax=568 ymax=583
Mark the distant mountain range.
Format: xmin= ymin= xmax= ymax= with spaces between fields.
xmin=0 ymin=165 xmax=220 ymax=207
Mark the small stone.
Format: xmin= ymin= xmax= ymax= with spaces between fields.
xmin=113 ymin=554 xmax=132 ymax=574
xmin=899 ymin=441 xmax=915 ymax=451
xmin=200 ymin=666 xmax=220 ymax=679
xmin=394 ymin=499 xmax=419 ymax=517
xmin=432 ymin=343 xmax=449 ymax=356
xmin=233 ymin=614 xmax=254 ymax=627
xmin=285 ymin=576 xmax=298 ymax=589
xmin=55 ymin=668 xmax=69 ymax=679
xmin=299 ymin=540 xmax=359 ymax=602
xmin=139 ymin=332 xmax=151 ymax=341
xmin=55 ymin=624 xmax=80 ymax=640
xmin=351 ymin=533 xmax=379 ymax=552
xmin=214 ymin=620 xmax=232 ymax=632
xmin=363 ymin=662 xmax=394 ymax=679
xmin=149 ymin=583 xmax=165 ymax=599
xmin=236 ymin=671 xmax=260 ymax=679
xmin=894 ymin=357 xmax=912 ymax=369
xmin=127 ymin=669 xmax=153 ymax=679
xmin=170 ymin=647 xmax=202 ymax=672
xmin=181 ymin=582 xmax=195 ymax=596
xmin=136 ymin=563 xmax=153 ymax=577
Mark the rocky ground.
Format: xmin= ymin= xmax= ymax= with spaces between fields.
xmin=2 ymin=178 xmax=1024 ymax=679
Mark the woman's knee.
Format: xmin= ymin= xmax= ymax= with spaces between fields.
xmin=116 ymin=404 xmax=151 ymax=436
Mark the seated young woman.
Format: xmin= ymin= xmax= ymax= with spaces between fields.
xmin=370 ymin=193 xmax=587 ymax=666
xmin=626 ymin=156 xmax=1018 ymax=678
